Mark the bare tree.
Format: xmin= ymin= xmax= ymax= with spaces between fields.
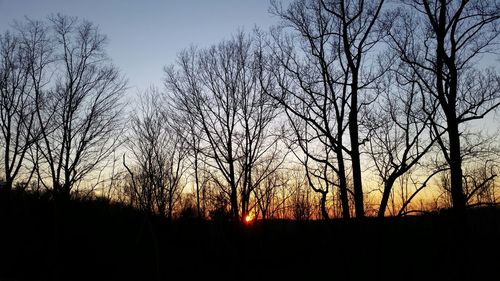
xmin=267 ymin=0 xmax=351 ymax=218
xmin=16 ymin=18 xmax=54 ymax=196
xmin=285 ymin=124 xmax=334 ymax=220
xmin=185 ymin=113 xmax=205 ymax=218
xmin=165 ymin=43 xmax=240 ymax=220
xmin=366 ymin=69 xmax=438 ymax=217
xmin=463 ymin=161 xmax=498 ymax=206
xmin=124 ymin=88 xmax=189 ymax=219
xmin=33 ymin=14 xmax=126 ymax=199
xmin=319 ymin=0 xmax=386 ymax=218
xmin=0 ymin=26 xmax=41 ymax=191
xmin=268 ymin=0 xmax=385 ymax=218
xmin=237 ymin=35 xmax=285 ymax=220
xmin=291 ymin=178 xmax=313 ymax=220
xmin=304 ymin=151 xmax=334 ymax=219
xmin=165 ymin=32 xmax=282 ymax=221
xmin=165 ymin=73 xmax=209 ymax=218
xmin=387 ymin=0 xmax=500 ymax=213
xmin=439 ymin=132 xmax=500 ymax=207
xmin=252 ymin=166 xmax=281 ymax=219
xmin=253 ymin=167 xmax=301 ymax=219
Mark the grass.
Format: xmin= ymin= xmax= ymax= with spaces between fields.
xmin=0 ymin=189 xmax=498 ymax=281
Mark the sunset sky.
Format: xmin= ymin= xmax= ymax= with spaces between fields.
xmin=1 ymin=0 xmax=498 ymax=213
xmin=0 ymin=0 xmax=276 ymax=94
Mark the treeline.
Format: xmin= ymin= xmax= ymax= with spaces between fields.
xmin=1 ymin=0 xmax=499 ymax=221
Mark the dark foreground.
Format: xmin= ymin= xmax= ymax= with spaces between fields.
xmin=0 ymin=191 xmax=498 ymax=281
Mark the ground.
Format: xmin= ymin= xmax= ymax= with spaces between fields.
xmin=0 ymin=190 xmax=498 ymax=281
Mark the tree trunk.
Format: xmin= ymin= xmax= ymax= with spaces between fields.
xmin=349 ymin=82 xmax=365 ymax=219
xmin=336 ymin=148 xmax=351 ymax=219
xmin=320 ymin=191 xmax=329 ymax=220
xmin=241 ymin=166 xmax=249 ymax=222
xmin=448 ymin=119 xmax=466 ymax=213
xmin=2 ymin=178 xmax=13 ymax=192
xmin=168 ymin=191 xmax=173 ymax=221
xmin=227 ymin=135 xmax=239 ymax=221
xmin=54 ymin=182 xmax=71 ymax=201
xmin=194 ymin=146 xmax=201 ymax=218
xmin=230 ymin=187 xmax=238 ymax=221
xmin=378 ymin=176 xmax=397 ymax=218
xmin=241 ymin=192 xmax=247 ymax=221
xmin=3 ymin=135 xmax=12 ymax=191
xmin=229 ymin=169 xmax=239 ymax=221
xmin=434 ymin=1 xmax=465 ymax=214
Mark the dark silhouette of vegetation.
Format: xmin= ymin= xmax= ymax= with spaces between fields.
xmin=0 ymin=189 xmax=499 ymax=281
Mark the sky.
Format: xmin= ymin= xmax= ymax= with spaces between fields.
xmin=0 ymin=0 xmax=277 ymax=95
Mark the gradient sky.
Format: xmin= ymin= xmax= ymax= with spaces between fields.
xmin=0 ymin=0 xmax=277 ymax=95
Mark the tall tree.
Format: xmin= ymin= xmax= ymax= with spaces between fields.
xmin=166 ymin=43 xmax=241 ymax=220
xmin=0 ymin=24 xmax=42 ymax=191
xmin=268 ymin=0 xmax=351 ymax=218
xmin=269 ymin=0 xmax=385 ymax=218
xmin=237 ymin=32 xmax=284 ymax=220
xmin=320 ymin=0 xmax=386 ymax=218
xmin=172 ymin=95 xmax=206 ymax=218
xmin=166 ymin=32 xmax=282 ymax=221
xmin=35 ymin=14 xmax=126 ymax=199
xmin=387 ymin=0 xmax=500 ymax=212
xmin=366 ymin=69 xmax=438 ymax=217
xmin=124 ymin=88 xmax=189 ymax=219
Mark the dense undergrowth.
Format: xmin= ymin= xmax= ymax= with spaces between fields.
xmin=0 ymin=189 xmax=498 ymax=281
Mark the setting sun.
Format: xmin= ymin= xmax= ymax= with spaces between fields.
xmin=245 ymin=214 xmax=254 ymax=224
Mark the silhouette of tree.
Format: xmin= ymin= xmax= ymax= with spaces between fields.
xmin=165 ymin=32 xmax=283 ymax=221
xmin=33 ymin=14 xmax=126 ymax=200
xmin=286 ymin=127 xmax=334 ymax=219
xmin=366 ymin=68 xmax=439 ymax=217
xmin=253 ymin=167 xmax=282 ymax=219
xmin=267 ymin=0 xmax=385 ymax=218
xmin=164 ymin=75 xmax=211 ymax=218
xmin=463 ymin=162 xmax=498 ymax=206
xmin=0 ymin=21 xmax=45 ymax=191
xmin=124 ymin=87 xmax=189 ymax=219
xmin=182 ymin=110 xmax=206 ymax=219
xmin=291 ymin=175 xmax=314 ymax=220
xmin=266 ymin=0 xmax=350 ymax=219
xmin=438 ymin=133 xmax=500 ymax=208
xmin=319 ymin=0 xmax=386 ymax=219
xmin=386 ymin=0 xmax=500 ymax=213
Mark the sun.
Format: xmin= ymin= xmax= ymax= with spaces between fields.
xmin=244 ymin=214 xmax=254 ymax=224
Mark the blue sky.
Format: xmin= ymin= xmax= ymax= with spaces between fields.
xmin=0 ymin=0 xmax=277 ymax=94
